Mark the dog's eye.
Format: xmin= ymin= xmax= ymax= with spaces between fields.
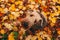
xmin=20 ymin=13 xmax=26 ymax=18
xmin=30 ymin=14 xmax=34 ymax=17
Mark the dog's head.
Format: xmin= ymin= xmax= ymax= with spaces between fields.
xmin=20 ymin=10 xmax=47 ymax=31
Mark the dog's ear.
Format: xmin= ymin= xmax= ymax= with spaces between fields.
xmin=37 ymin=11 xmax=47 ymax=27
xmin=39 ymin=12 xmax=47 ymax=27
xmin=41 ymin=17 xmax=47 ymax=27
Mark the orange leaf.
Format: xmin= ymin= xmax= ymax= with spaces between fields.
xmin=35 ymin=0 xmax=38 ymax=3
xmin=0 ymin=12 xmax=3 ymax=16
xmin=56 ymin=28 xmax=60 ymax=31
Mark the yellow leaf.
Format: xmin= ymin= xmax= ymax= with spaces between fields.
xmin=0 ymin=29 xmax=5 ymax=34
xmin=9 ymin=4 xmax=16 ymax=11
xmin=57 ymin=31 xmax=60 ymax=35
xmin=15 ymin=1 xmax=22 ymax=5
xmin=8 ymin=32 xmax=15 ymax=40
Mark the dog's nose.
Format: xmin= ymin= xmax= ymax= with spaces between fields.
xmin=21 ymin=21 xmax=29 ymax=29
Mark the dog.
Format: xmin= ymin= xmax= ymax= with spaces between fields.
xmin=20 ymin=9 xmax=47 ymax=35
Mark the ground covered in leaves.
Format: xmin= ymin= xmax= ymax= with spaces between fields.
xmin=0 ymin=0 xmax=60 ymax=40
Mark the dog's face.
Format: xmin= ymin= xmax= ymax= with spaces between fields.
xmin=21 ymin=10 xmax=47 ymax=30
